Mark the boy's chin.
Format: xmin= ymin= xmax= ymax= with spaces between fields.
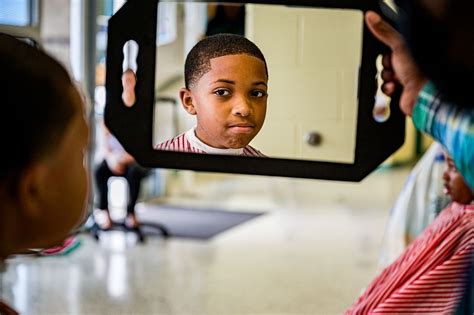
xmin=450 ymin=191 xmax=474 ymax=205
xmin=225 ymin=138 xmax=253 ymax=149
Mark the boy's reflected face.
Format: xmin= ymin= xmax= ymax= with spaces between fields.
xmin=443 ymin=155 xmax=473 ymax=204
xmin=185 ymin=54 xmax=268 ymax=149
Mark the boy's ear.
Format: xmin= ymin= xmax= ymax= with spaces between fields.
xmin=179 ymin=88 xmax=197 ymax=115
xmin=16 ymin=163 xmax=48 ymax=220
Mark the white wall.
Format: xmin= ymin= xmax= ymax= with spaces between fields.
xmin=247 ymin=5 xmax=362 ymax=163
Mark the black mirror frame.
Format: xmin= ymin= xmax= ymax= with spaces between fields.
xmin=105 ymin=0 xmax=404 ymax=182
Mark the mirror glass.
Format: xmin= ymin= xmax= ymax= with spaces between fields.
xmin=150 ymin=2 xmax=363 ymax=163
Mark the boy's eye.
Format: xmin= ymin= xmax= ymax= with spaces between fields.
xmin=251 ymin=90 xmax=267 ymax=98
xmin=214 ymin=89 xmax=231 ymax=96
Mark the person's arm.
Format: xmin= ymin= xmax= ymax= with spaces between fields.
xmin=365 ymin=11 xmax=474 ymax=190
xmin=102 ymin=122 xmax=135 ymax=167
xmin=364 ymin=11 xmax=427 ymax=117
xmin=120 ymin=151 xmax=135 ymax=165
xmin=101 ymin=122 xmax=127 ymax=174
xmin=102 ymin=123 xmax=114 ymax=155
xmin=0 ymin=300 xmax=19 ymax=315
xmin=412 ymin=82 xmax=474 ymax=190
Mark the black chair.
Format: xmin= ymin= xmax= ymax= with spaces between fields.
xmin=90 ymin=170 xmax=169 ymax=243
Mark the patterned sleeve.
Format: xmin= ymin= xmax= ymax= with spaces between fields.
xmin=412 ymin=81 xmax=474 ymax=190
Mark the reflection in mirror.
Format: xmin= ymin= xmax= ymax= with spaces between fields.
xmin=122 ymin=40 xmax=139 ymax=107
xmin=373 ymin=55 xmax=392 ymax=123
xmin=153 ymin=3 xmax=364 ymax=163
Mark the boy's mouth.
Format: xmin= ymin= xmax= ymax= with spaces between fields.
xmin=228 ymin=123 xmax=255 ymax=134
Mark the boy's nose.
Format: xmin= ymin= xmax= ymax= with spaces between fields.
xmin=232 ymin=98 xmax=252 ymax=117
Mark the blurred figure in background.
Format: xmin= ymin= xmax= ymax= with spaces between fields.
xmin=94 ymin=123 xmax=149 ymax=230
xmin=205 ymin=4 xmax=245 ymax=36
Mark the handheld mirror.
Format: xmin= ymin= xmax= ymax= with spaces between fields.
xmin=105 ymin=0 xmax=403 ymax=181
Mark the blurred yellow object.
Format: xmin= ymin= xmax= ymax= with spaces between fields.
xmin=383 ymin=117 xmax=433 ymax=166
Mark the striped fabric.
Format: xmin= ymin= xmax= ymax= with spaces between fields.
xmin=412 ymin=82 xmax=474 ymax=190
xmin=346 ymin=203 xmax=474 ymax=314
xmin=156 ymin=130 xmax=265 ymax=157
xmin=156 ymin=132 xmax=207 ymax=154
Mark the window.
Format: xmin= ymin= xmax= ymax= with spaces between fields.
xmin=157 ymin=2 xmax=177 ymax=46
xmin=0 ymin=0 xmax=35 ymax=26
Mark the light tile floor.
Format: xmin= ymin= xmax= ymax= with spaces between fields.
xmin=1 ymin=167 xmax=411 ymax=315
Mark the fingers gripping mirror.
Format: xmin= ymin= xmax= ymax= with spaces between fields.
xmin=105 ymin=0 xmax=404 ymax=181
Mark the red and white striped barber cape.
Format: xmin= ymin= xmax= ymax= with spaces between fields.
xmin=155 ymin=128 xmax=265 ymax=157
xmin=346 ymin=202 xmax=474 ymax=314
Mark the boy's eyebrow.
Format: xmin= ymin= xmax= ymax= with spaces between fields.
xmin=211 ymin=79 xmax=268 ymax=87
xmin=252 ymin=81 xmax=267 ymax=87
xmin=212 ymin=79 xmax=235 ymax=85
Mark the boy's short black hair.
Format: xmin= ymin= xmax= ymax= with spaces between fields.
xmin=0 ymin=33 xmax=77 ymax=180
xmin=184 ymin=33 xmax=268 ymax=89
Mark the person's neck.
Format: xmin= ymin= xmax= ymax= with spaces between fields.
xmin=194 ymin=127 xmax=223 ymax=149
xmin=0 ymin=204 xmax=21 ymax=260
xmin=0 ymin=225 xmax=11 ymax=261
xmin=0 ymin=258 xmax=4 ymax=304
xmin=188 ymin=128 xmax=244 ymax=155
